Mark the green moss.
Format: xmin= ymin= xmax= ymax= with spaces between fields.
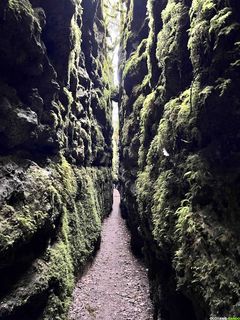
xmin=112 ymin=117 xmax=119 ymax=182
xmin=0 ymin=166 xmax=57 ymax=253
xmin=43 ymin=210 xmax=74 ymax=320
xmin=68 ymin=16 xmax=82 ymax=85
xmin=0 ymin=0 xmax=114 ymax=317
xmin=188 ymin=0 xmax=212 ymax=69
xmin=101 ymin=56 xmax=113 ymax=88
xmin=8 ymin=0 xmax=33 ymax=16
xmin=156 ymin=1 xmax=188 ymax=68
xmin=140 ymin=91 xmax=156 ymax=124
xmin=52 ymin=213 xmax=73 ymax=300
xmin=151 ymin=171 xmax=176 ymax=246
xmin=121 ymin=94 xmax=145 ymax=154
xmin=0 ymin=155 xmax=112 ymax=318
xmin=122 ymin=39 xmax=148 ymax=80
xmin=173 ymin=205 xmax=240 ymax=315
xmin=57 ymin=157 xmax=78 ymax=196
xmin=43 ymin=163 xmax=112 ymax=317
xmin=209 ymin=7 xmax=232 ymax=35
xmin=119 ymin=0 xmax=240 ymax=317
xmin=190 ymin=0 xmax=217 ymax=20
xmin=63 ymin=87 xmax=74 ymax=108
xmin=138 ymin=91 xmax=158 ymax=167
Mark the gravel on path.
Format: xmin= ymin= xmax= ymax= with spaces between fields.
xmin=68 ymin=189 xmax=154 ymax=320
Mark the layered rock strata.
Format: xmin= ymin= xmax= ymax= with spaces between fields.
xmin=0 ymin=0 xmax=113 ymax=319
xmin=119 ymin=0 xmax=240 ymax=319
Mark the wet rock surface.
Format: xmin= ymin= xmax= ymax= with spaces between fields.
xmin=69 ymin=190 xmax=153 ymax=320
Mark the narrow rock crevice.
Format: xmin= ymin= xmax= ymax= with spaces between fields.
xmin=69 ymin=190 xmax=153 ymax=320
xmin=1 ymin=0 xmax=240 ymax=319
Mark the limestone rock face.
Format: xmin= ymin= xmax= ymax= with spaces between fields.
xmin=119 ymin=0 xmax=240 ymax=319
xmin=0 ymin=0 xmax=112 ymax=319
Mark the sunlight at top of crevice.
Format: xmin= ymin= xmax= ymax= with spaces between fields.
xmin=103 ymin=0 xmax=121 ymax=86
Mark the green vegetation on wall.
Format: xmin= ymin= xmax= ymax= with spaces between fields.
xmin=119 ymin=0 xmax=240 ymax=318
xmin=0 ymin=0 xmax=113 ymax=319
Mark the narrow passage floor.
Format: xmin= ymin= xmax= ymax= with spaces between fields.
xmin=69 ymin=189 xmax=153 ymax=320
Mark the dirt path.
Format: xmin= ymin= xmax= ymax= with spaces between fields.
xmin=68 ymin=189 xmax=153 ymax=320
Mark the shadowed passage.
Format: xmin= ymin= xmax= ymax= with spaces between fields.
xmin=68 ymin=189 xmax=153 ymax=320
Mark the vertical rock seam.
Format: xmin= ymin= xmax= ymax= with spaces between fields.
xmin=0 ymin=0 xmax=113 ymax=319
xmin=119 ymin=0 xmax=240 ymax=319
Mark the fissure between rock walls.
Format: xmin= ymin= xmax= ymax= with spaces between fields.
xmin=0 ymin=0 xmax=113 ymax=319
xmin=119 ymin=0 xmax=240 ymax=319
xmin=1 ymin=0 xmax=240 ymax=319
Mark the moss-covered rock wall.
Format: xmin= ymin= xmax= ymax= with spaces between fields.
xmin=119 ymin=0 xmax=240 ymax=319
xmin=0 ymin=0 xmax=112 ymax=319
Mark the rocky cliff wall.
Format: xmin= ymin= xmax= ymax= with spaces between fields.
xmin=119 ymin=0 xmax=240 ymax=319
xmin=0 ymin=0 xmax=113 ymax=319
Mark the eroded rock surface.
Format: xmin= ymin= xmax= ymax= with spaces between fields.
xmin=119 ymin=0 xmax=240 ymax=319
xmin=0 ymin=0 xmax=113 ymax=319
